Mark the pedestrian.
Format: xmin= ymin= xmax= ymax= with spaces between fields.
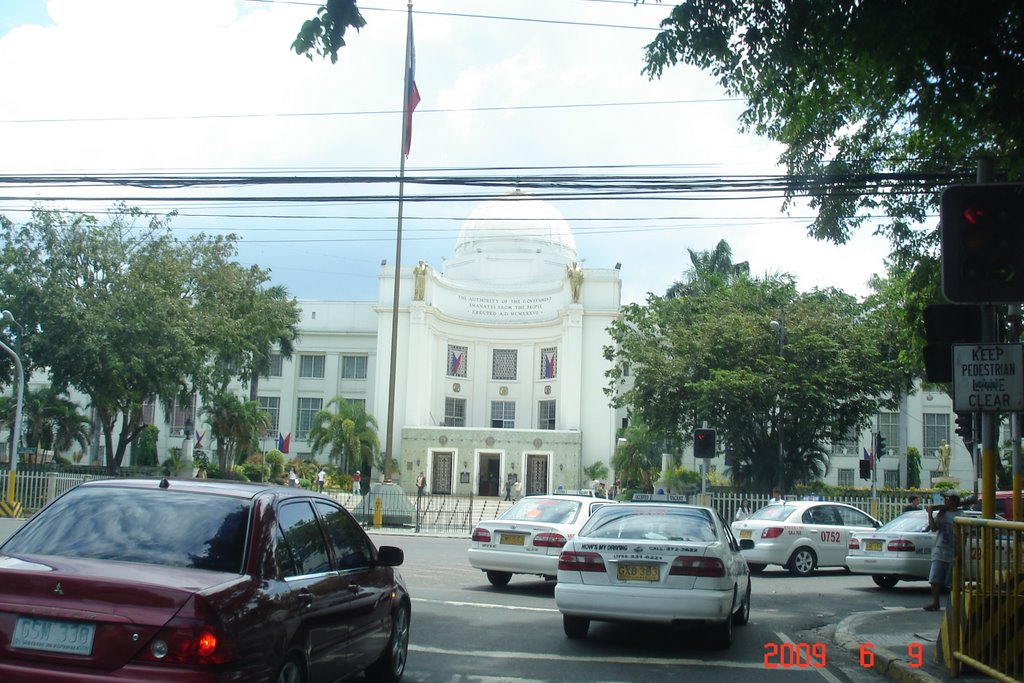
xmin=316 ymin=467 xmax=326 ymax=493
xmin=416 ymin=471 xmax=426 ymax=497
xmin=352 ymin=470 xmax=361 ymax=496
xmin=735 ymin=498 xmax=752 ymax=521
xmin=288 ymin=467 xmax=298 ymax=488
xmin=923 ymin=491 xmax=962 ymax=611
xmin=512 ymin=479 xmax=521 ymax=501
xmin=903 ymin=495 xmax=922 ymax=513
xmin=769 ymin=488 xmax=784 ymax=504
xmin=504 ymin=476 xmax=513 ymax=501
xmin=598 ymin=482 xmax=607 ymax=499
xmin=196 ymin=465 xmax=207 ymax=479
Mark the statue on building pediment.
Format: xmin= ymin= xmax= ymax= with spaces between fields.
xmin=567 ymin=261 xmax=583 ymax=303
xmin=413 ymin=260 xmax=428 ymax=301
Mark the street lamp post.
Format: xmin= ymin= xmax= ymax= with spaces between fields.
xmin=1 ymin=310 xmax=25 ymax=508
xmin=769 ymin=308 xmax=786 ymax=491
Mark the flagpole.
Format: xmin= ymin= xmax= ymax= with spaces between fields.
xmin=384 ymin=2 xmax=415 ymax=483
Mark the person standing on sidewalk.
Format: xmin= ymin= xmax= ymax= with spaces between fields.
xmin=352 ymin=470 xmax=361 ymax=496
xmin=924 ymin=491 xmax=962 ymax=611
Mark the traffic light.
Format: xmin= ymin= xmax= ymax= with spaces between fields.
xmin=859 ymin=459 xmax=872 ymax=480
xmin=941 ymin=183 xmax=1024 ymax=303
xmin=874 ymin=432 xmax=886 ymax=460
xmin=955 ymin=412 xmax=974 ymax=447
xmin=693 ymin=428 xmax=716 ymax=458
xmin=922 ymin=304 xmax=982 ymax=383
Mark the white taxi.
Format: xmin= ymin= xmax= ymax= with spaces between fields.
xmin=554 ymin=500 xmax=751 ymax=648
xmin=468 ymin=494 xmax=613 ymax=587
xmin=731 ymin=500 xmax=880 ymax=576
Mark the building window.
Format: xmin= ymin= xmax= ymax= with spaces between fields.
xmin=169 ymin=397 xmax=195 ymax=437
xmin=447 ymin=345 xmax=468 ymax=378
xmin=296 ymin=397 xmax=323 ymax=440
xmin=883 ymin=469 xmax=900 ymax=489
xmin=540 ymin=347 xmax=557 ymax=379
xmin=299 ymin=355 xmax=325 ymax=379
xmin=491 ymin=401 xmax=515 ymax=429
xmin=444 ymin=397 xmax=466 ymax=427
xmin=346 ymin=397 xmax=366 ymax=409
xmin=923 ymin=413 xmax=949 ymax=457
xmin=538 ymin=400 xmax=556 ymax=430
xmin=341 ymin=355 xmax=368 ymax=380
xmin=141 ymin=399 xmax=156 ymax=426
xmin=878 ymin=411 xmax=900 ymax=456
xmin=621 ymin=362 xmax=630 ymax=377
xmin=264 ymin=353 xmax=283 ymax=379
xmin=259 ymin=396 xmax=281 ymax=434
xmin=492 ymin=349 xmax=517 ymax=381
xmin=830 ymin=427 xmax=860 ymax=455
xmin=837 ymin=468 xmax=854 ymax=487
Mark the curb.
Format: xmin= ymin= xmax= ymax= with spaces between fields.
xmin=834 ymin=609 xmax=945 ymax=683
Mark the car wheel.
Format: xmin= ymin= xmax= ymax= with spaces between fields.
xmin=486 ymin=570 xmax=512 ymax=587
xmin=365 ymin=601 xmax=411 ymax=683
xmin=275 ymin=656 xmax=305 ymax=683
xmin=714 ymin=613 xmax=734 ymax=649
xmin=787 ymin=547 xmax=816 ymax=577
xmin=746 ymin=562 xmax=766 ymax=574
xmin=563 ymin=614 xmax=590 ymax=639
xmin=732 ymin=581 xmax=751 ymax=626
xmin=872 ymin=574 xmax=900 ymax=589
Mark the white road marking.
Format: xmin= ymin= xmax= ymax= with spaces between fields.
xmin=412 ymin=597 xmax=559 ymax=613
xmin=775 ymin=631 xmax=844 ymax=683
xmin=409 ymin=644 xmax=766 ymax=669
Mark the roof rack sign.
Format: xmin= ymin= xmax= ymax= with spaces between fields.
xmin=631 ymin=493 xmax=689 ymax=503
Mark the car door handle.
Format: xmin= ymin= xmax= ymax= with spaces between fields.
xmin=296 ymin=588 xmax=314 ymax=609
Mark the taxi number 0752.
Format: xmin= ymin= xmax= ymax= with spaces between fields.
xmin=819 ymin=531 xmax=841 ymax=543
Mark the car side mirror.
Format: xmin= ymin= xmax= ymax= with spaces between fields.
xmin=376 ymin=545 xmax=404 ymax=567
xmin=874 ymin=521 xmax=881 ymax=529
xmin=739 ymin=539 xmax=755 ymax=550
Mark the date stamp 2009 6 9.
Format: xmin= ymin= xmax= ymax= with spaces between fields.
xmin=763 ymin=641 xmax=925 ymax=669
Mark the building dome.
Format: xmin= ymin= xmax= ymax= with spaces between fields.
xmin=454 ymin=190 xmax=577 ymax=261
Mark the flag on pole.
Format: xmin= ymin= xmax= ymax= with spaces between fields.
xmin=402 ymin=10 xmax=420 ymax=158
xmin=863 ymin=447 xmax=873 ymax=464
xmin=195 ymin=431 xmax=205 ymax=449
xmin=278 ymin=432 xmax=291 ymax=454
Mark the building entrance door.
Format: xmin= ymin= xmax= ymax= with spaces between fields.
xmin=526 ymin=454 xmax=548 ymax=495
xmin=431 ymin=451 xmax=453 ymax=494
xmin=477 ymin=452 xmax=500 ymax=496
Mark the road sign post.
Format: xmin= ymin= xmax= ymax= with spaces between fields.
xmin=952 ymin=344 xmax=1024 ymax=412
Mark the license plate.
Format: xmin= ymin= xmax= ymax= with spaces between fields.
xmin=617 ymin=563 xmax=659 ymax=582
xmin=865 ymin=540 xmax=883 ymax=552
xmin=11 ymin=617 xmax=96 ymax=656
xmin=740 ymin=530 xmax=752 ymax=539
xmin=500 ymin=533 xmax=525 ymax=546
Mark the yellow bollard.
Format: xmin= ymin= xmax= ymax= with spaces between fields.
xmin=373 ymin=497 xmax=383 ymax=528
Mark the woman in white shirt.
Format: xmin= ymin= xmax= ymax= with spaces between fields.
xmin=735 ymin=498 xmax=752 ymax=521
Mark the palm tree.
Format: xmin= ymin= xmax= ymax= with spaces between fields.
xmin=307 ymin=398 xmax=379 ymax=474
xmin=612 ymin=419 xmax=664 ymax=492
xmin=666 ymin=239 xmax=750 ymax=298
xmin=4 ymin=386 xmax=91 ymax=458
xmin=203 ymin=390 xmax=271 ymax=473
xmin=245 ymin=285 xmax=300 ymax=402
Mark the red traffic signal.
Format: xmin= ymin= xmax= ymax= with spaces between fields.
xmin=941 ymin=183 xmax=1024 ymax=303
xmin=693 ymin=428 xmax=717 ymax=459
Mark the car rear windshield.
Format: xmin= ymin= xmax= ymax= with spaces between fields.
xmin=878 ymin=511 xmax=929 ymax=532
xmin=502 ymin=497 xmax=581 ymax=524
xmin=747 ymin=505 xmax=798 ymax=522
xmin=1 ymin=486 xmax=252 ymax=573
xmin=581 ymin=507 xmax=717 ymax=542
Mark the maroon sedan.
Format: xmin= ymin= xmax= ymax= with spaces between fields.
xmin=0 ymin=478 xmax=410 ymax=682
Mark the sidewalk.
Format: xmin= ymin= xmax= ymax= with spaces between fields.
xmin=834 ymin=607 xmax=990 ymax=683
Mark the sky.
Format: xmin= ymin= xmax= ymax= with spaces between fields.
xmin=0 ymin=0 xmax=896 ymax=305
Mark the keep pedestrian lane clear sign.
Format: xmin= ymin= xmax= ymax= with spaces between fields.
xmin=952 ymin=343 xmax=1023 ymax=412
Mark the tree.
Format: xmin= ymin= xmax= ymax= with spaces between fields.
xmin=203 ymin=390 xmax=271 ymax=473
xmin=643 ymin=1 xmax=1021 ymax=266
xmin=0 ymin=386 xmax=90 ymax=458
xmin=582 ymin=461 xmax=609 ymax=488
xmin=0 ymin=206 xmax=290 ymax=474
xmin=606 ymin=274 xmax=910 ymax=492
xmin=307 ymin=398 xmax=379 ymax=473
xmin=293 ymin=0 xmax=366 ymax=64
xmin=666 ymin=239 xmax=750 ymax=298
xmin=612 ymin=418 xmax=664 ymax=493
xmin=906 ymin=446 xmax=922 ymax=490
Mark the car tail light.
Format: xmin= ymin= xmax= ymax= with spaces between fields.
xmin=471 ymin=528 xmax=491 ymax=542
xmin=670 ymin=556 xmax=726 ymax=578
xmin=761 ymin=527 xmax=784 ymax=539
xmin=136 ymin=617 xmax=237 ymax=666
xmin=558 ymin=550 xmax=605 ymax=572
xmin=534 ymin=532 xmax=567 ymax=548
xmin=848 ymin=538 xmax=860 ymax=550
xmin=888 ymin=539 xmax=916 ymax=552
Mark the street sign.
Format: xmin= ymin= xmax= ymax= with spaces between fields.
xmin=952 ymin=344 xmax=1024 ymax=412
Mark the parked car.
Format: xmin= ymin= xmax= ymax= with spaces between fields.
xmin=971 ymin=490 xmax=1023 ymax=521
xmin=731 ymin=500 xmax=880 ymax=576
xmin=847 ymin=509 xmax=1010 ymax=588
xmin=0 ymin=478 xmax=410 ymax=682
xmin=468 ymin=494 xmax=613 ymax=586
xmin=554 ymin=501 xmax=751 ymax=648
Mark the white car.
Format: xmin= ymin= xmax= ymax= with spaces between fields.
xmin=731 ymin=500 xmax=880 ymax=576
xmin=554 ymin=502 xmax=751 ymax=648
xmin=847 ymin=509 xmax=1009 ymax=588
xmin=468 ymin=494 xmax=613 ymax=587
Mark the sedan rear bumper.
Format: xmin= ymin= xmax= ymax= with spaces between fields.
xmin=467 ymin=547 xmax=558 ymax=577
xmin=554 ymin=581 xmax=736 ymax=623
xmin=846 ymin=555 xmax=930 ymax=579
